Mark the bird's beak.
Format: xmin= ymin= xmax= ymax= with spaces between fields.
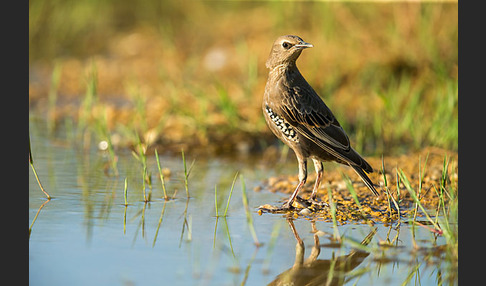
xmin=295 ymin=42 xmax=313 ymax=49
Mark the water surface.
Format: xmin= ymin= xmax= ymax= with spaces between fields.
xmin=29 ymin=120 xmax=454 ymax=285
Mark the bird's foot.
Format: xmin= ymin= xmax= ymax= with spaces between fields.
xmin=308 ymin=198 xmax=329 ymax=208
xmin=257 ymin=196 xmax=329 ymax=215
xmin=297 ymin=197 xmax=329 ymax=216
xmin=281 ymin=202 xmax=294 ymax=210
xmin=257 ymin=199 xmax=297 ymax=214
xmin=292 ymin=195 xmax=311 ymax=208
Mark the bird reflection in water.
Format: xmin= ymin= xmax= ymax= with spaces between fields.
xmin=268 ymin=219 xmax=377 ymax=286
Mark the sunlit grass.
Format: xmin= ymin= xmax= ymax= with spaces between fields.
xmin=224 ymin=172 xmax=238 ymax=217
xmin=341 ymin=172 xmax=367 ymax=222
xmin=123 ymin=177 xmax=128 ymax=206
xmin=155 ymin=149 xmax=169 ymax=200
xmin=327 ymin=187 xmax=341 ymax=242
xmin=394 ymin=155 xmax=458 ymax=268
xmin=181 ymin=149 xmax=195 ymax=198
xmin=214 ymin=185 xmax=220 ymax=218
xmin=95 ymin=109 xmax=119 ymax=176
xmin=29 ymin=135 xmax=51 ymax=200
xmin=29 ymin=1 xmax=457 ymax=156
xmin=381 ymin=156 xmax=401 ymax=225
xmin=76 ymin=61 xmax=98 ymax=145
xmin=132 ymin=134 xmax=150 ymax=202
xmin=29 ymin=199 xmax=51 ymax=238
xmin=29 ymin=2 xmax=458 ymax=282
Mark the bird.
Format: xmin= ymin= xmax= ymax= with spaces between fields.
xmin=262 ymin=35 xmax=379 ymax=209
xmin=268 ymin=219 xmax=377 ymax=285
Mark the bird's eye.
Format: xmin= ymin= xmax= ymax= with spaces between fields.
xmin=282 ymin=42 xmax=291 ymax=49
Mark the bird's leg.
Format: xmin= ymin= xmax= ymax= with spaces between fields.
xmin=283 ymin=158 xmax=307 ymax=209
xmin=304 ymin=221 xmax=321 ymax=266
xmin=308 ymin=159 xmax=329 ymax=208
xmin=287 ymin=218 xmax=305 ymax=267
xmin=310 ymin=159 xmax=323 ymax=201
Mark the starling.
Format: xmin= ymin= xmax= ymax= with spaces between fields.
xmin=262 ymin=35 xmax=379 ymax=209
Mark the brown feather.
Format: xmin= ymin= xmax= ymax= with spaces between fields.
xmin=263 ymin=35 xmax=378 ymax=198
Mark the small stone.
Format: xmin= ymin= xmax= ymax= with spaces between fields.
xmin=299 ymin=208 xmax=312 ymax=215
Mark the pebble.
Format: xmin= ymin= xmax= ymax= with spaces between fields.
xmin=299 ymin=208 xmax=312 ymax=216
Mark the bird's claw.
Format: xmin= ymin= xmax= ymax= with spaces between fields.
xmin=308 ymin=198 xmax=329 ymax=208
xmin=258 ymin=196 xmax=329 ymax=215
xmin=281 ymin=202 xmax=294 ymax=210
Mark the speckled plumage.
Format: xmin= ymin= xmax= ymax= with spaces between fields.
xmin=262 ymin=35 xmax=379 ymax=208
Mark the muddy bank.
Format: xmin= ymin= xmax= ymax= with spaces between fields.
xmin=257 ymin=147 xmax=457 ymax=224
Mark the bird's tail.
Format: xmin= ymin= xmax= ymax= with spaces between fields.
xmin=351 ymin=165 xmax=379 ymax=196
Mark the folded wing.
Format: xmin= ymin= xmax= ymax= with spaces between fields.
xmin=275 ymin=84 xmax=373 ymax=174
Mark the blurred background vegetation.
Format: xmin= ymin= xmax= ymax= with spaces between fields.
xmin=29 ymin=0 xmax=458 ymax=157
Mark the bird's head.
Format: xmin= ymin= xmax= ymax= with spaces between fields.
xmin=265 ymin=35 xmax=313 ymax=69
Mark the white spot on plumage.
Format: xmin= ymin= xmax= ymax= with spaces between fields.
xmin=265 ymin=105 xmax=299 ymax=142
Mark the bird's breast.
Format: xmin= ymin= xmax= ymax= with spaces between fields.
xmin=264 ymin=105 xmax=299 ymax=143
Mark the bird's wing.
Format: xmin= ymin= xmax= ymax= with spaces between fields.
xmin=264 ymin=72 xmax=373 ymax=173
xmin=272 ymin=80 xmax=373 ymax=174
xmin=278 ymin=84 xmax=351 ymax=153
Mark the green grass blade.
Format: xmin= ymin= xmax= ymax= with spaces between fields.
xmin=224 ymin=171 xmax=239 ymax=217
xmin=398 ymin=169 xmax=441 ymax=231
xmin=341 ymin=172 xmax=366 ymax=220
xmin=153 ymin=201 xmax=168 ymax=247
xmin=29 ymin=136 xmax=51 ymax=199
xmin=327 ymin=186 xmax=341 ymax=241
xmin=124 ymin=177 xmax=128 ymax=206
xmin=381 ymin=157 xmax=401 ymax=224
xmin=214 ymin=185 xmax=219 ymax=217
xmin=155 ymin=149 xmax=168 ymax=200
xmin=181 ymin=149 xmax=191 ymax=198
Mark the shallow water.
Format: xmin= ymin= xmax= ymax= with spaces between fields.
xmin=29 ymin=119 xmax=455 ymax=285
